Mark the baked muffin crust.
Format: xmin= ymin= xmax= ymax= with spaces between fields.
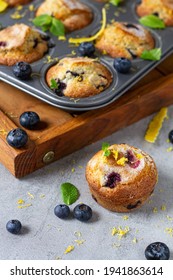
xmin=136 ymin=0 xmax=173 ymax=26
xmin=86 ymin=143 xmax=158 ymax=212
xmin=0 ymin=24 xmax=48 ymax=66
xmin=95 ymin=22 xmax=155 ymax=59
xmin=46 ymin=56 xmax=112 ymax=98
xmin=36 ymin=0 xmax=93 ymax=32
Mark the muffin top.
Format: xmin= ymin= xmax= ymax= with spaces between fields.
xmin=95 ymin=21 xmax=155 ymax=59
xmin=136 ymin=0 xmax=173 ymax=26
xmin=86 ymin=143 xmax=155 ymax=188
xmin=36 ymin=0 xmax=93 ymax=32
xmin=0 ymin=24 xmax=48 ymax=66
xmin=46 ymin=56 xmax=112 ymax=98
xmin=5 ymin=0 xmax=32 ymax=6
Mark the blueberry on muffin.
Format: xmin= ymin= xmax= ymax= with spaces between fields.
xmin=0 ymin=24 xmax=48 ymax=66
xmin=36 ymin=0 xmax=93 ymax=32
xmin=95 ymin=21 xmax=155 ymax=59
xmin=86 ymin=143 xmax=158 ymax=212
xmin=46 ymin=57 xmax=112 ymax=98
xmin=136 ymin=0 xmax=173 ymax=26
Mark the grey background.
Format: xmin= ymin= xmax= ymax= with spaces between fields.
xmin=0 ymin=105 xmax=173 ymax=260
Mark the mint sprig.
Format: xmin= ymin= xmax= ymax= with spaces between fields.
xmin=139 ymin=15 xmax=165 ymax=29
xmin=102 ymin=142 xmax=111 ymax=157
xmin=32 ymin=15 xmax=65 ymax=37
xmin=60 ymin=182 xmax=79 ymax=205
xmin=109 ymin=0 xmax=122 ymax=6
xmin=140 ymin=48 xmax=162 ymax=61
xmin=50 ymin=79 xmax=59 ymax=90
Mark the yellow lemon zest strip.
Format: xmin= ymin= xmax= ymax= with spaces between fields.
xmin=0 ymin=0 xmax=8 ymax=12
xmin=69 ymin=8 xmax=106 ymax=44
xmin=144 ymin=107 xmax=168 ymax=143
xmin=64 ymin=245 xmax=74 ymax=254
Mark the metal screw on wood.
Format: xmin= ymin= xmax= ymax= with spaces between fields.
xmin=43 ymin=151 xmax=55 ymax=163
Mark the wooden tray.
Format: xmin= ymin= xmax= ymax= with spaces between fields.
xmin=1 ymin=54 xmax=173 ymax=178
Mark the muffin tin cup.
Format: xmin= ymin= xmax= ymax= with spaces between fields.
xmin=1 ymin=0 xmax=173 ymax=112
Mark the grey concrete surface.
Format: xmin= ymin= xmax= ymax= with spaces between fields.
xmin=0 ymin=105 xmax=173 ymax=260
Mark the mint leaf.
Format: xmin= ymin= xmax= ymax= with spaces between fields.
xmin=50 ymin=79 xmax=59 ymax=90
xmin=32 ymin=15 xmax=52 ymax=29
xmin=140 ymin=48 xmax=162 ymax=61
xmin=109 ymin=0 xmax=122 ymax=6
xmin=50 ymin=18 xmax=65 ymax=36
xmin=102 ymin=142 xmax=111 ymax=156
xmin=139 ymin=15 xmax=165 ymax=29
xmin=32 ymin=15 xmax=65 ymax=37
xmin=60 ymin=182 xmax=79 ymax=205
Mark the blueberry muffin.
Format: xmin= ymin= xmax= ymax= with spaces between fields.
xmin=0 ymin=24 xmax=48 ymax=66
xmin=86 ymin=143 xmax=158 ymax=212
xmin=95 ymin=22 xmax=155 ymax=59
xmin=46 ymin=57 xmax=112 ymax=98
xmin=5 ymin=0 xmax=32 ymax=6
xmin=136 ymin=0 xmax=173 ymax=26
xmin=36 ymin=0 xmax=93 ymax=32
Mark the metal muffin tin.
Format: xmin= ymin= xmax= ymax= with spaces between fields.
xmin=0 ymin=0 xmax=173 ymax=111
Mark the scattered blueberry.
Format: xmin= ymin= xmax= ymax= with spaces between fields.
xmin=6 ymin=128 xmax=28 ymax=148
xmin=145 ymin=242 xmax=170 ymax=260
xmin=19 ymin=111 xmax=40 ymax=129
xmin=73 ymin=203 xmax=92 ymax=222
xmin=6 ymin=219 xmax=22 ymax=234
xmin=113 ymin=57 xmax=132 ymax=73
xmin=78 ymin=42 xmax=95 ymax=57
xmin=168 ymin=130 xmax=173 ymax=144
xmin=54 ymin=204 xmax=70 ymax=219
xmin=12 ymin=61 xmax=32 ymax=80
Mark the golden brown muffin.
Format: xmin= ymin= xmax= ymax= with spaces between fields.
xmin=86 ymin=143 xmax=158 ymax=212
xmin=5 ymin=0 xmax=32 ymax=6
xmin=136 ymin=0 xmax=173 ymax=26
xmin=46 ymin=57 xmax=112 ymax=98
xmin=95 ymin=21 xmax=155 ymax=59
xmin=0 ymin=24 xmax=48 ymax=66
xmin=36 ymin=0 xmax=93 ymax=32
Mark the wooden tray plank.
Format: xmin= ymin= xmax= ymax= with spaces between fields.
xmin=0 ymin=66 xmax=173 ymax=178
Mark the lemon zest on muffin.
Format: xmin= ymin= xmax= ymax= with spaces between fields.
xmin=17 ymin=203 xmax=32 ymax=209
xmin=29 ymin=4 xmax=35 ymax=11
xmin=166 ymin=147 xmax=173 ymax=152
xmin=111 ymin=149 xmax=118 ymax=160
xmin=117 ymin=157 xmax=128 ymax=166
xmin=64 ymin=245 xmax=75 ymax=254
xmin=68 ymin=8 xmax=106 ymax=44
xmin=0 ymin=0 xmax=8 ymax=12
xmin=161 ymin=205 xmax=166 ymax=211
xmin=153 ymin=207 xmax=158 ymax=213
xmin=144 ymin=107 xmax=168 ymax=143
xmin=135 ymin=153 xmax=143 ymax=159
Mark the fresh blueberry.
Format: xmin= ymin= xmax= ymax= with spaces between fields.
xmin=54 ymin=204 xmax=70 ymax=219
xmin=78 ymin=42 xmax=95 ymax=57
xmin=168 ymin=130 xmax=173 ymax=144
xmin=6 ymin=219 xmax=22 ymax=234
xmin=73 ymin=203 xmax=92 ymax=222
xmin=6 ymin=128 xmax=28 ymax=148
xmin=19 ymin=111 xmax=40 ymax=129
xmin=113 ymin=57 xmax=132 ymax=73
xmin=145 ymin=242 xmax=170 ymax=260
xmin=12 ymin=61 xmax=32 ymax=80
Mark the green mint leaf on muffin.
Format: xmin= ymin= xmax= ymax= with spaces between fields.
xmin=102 ymin=142 xmax=111 ymax=156
xmin=139 ymin=15 xmax=165 ymax=29
xmin=140 ymin=48 xmax=162 ymax=61
xmin=60 ymin=182 xmax=79 ymax=205
xmin=50 ymin=79 xmax=59 ymax=90
xmin=109 ymin=0 xmax=122 ymax=6
xmin=32 ymin=15 xmax=65 ymax=37
xmin=50 ymin=18 xmax=65 ymax=37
